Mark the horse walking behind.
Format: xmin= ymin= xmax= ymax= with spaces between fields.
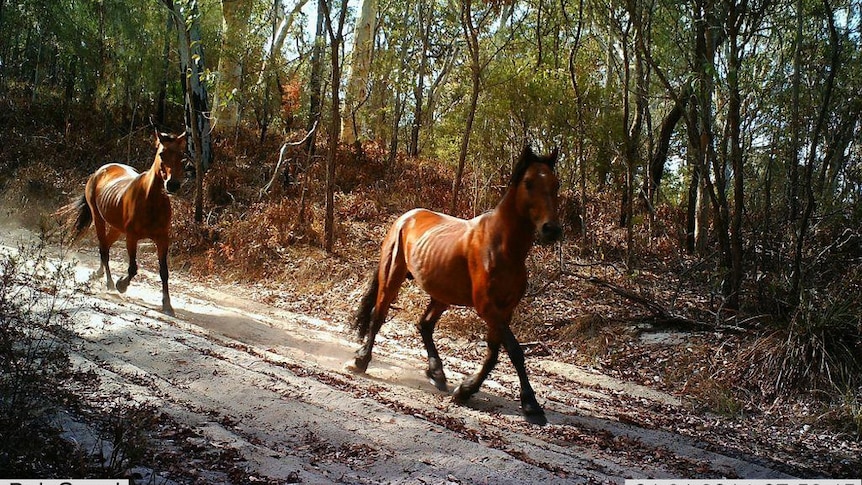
xmin=59 ymin=130 xmax=187 ymax=316
xmin=349 ymin=145 xmax=562 ymax=424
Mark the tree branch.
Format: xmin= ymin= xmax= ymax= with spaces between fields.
xmin=259 ymin=119 xmax=319 ymax=198
xmin=563 ymin=270 xmax=708 ymax=330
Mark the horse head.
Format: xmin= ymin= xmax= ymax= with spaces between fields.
xmin=155 ymin=130 xmax=188 ymax=194
xmin=512 ymin=145 xmax=563 ymax=245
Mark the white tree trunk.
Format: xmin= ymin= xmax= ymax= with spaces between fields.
xmin=341 ymin=0 xmax=378 ymax=145
xmin=257 ymin=0 xmax=310 ymax=86
xmin=214 ymin=0 xmax=252 ymax=130
xmin=170 ymin=0 xmax=212 ymax=173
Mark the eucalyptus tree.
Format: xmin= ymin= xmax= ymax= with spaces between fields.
xmin=214 ymin=0 xmax=311 ymax=138
xmin=321 ymin=0 xmax=350 ymax=252
xmin=214 ymin=0 xmax=254 ymax=130
xmin=787 ymin=0 xmax=855 ymax=304
xmin=161 ymin=0 xmax=214 ymax=224
xmin=307 ymin=0 xmax=326 ymax=152
xmin=450 ymin=0 xmax=515 ymax=213
xmin=341 ymin=0 xmax=378 ymax=146
xmin=405 ymin=0 xmax=461 ymax=158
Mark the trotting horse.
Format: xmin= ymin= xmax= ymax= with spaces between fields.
xmin=349 ymin=145 xmax=562 ymax=424
xmin=60 ymin=130 xmax=187 ymax=316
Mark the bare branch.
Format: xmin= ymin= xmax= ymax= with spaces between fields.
xmin=259 ymin=119 xmax=319 ymax=198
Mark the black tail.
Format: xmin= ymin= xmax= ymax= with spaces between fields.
xmin=55 ymin=195 xmax=92 ymax=244
xmin=352 ymin=271 xmax=379 ymax=340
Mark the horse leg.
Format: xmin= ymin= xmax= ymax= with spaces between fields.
xmin=350 ymin=269 xmax=407 ymax=374
xmin=115 ymin=236 xmax=138 ymax=294
xmin=94 ymin=221 xmax=120 ymax=292
xmin=418 ymin=300 xmax=449 ymax=391
xmin=501 ymin=327 xmax=546 ymax=425
xmin=452 ymin=330 xmax=501 ymax=405
xmin=154 ymin=236 xmax=174 ymax=316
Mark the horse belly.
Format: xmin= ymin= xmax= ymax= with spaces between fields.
xmin=406 ymin=222 xmax=474 ymax=307
xmin=414 ymin=261 xmax=473 ymax=306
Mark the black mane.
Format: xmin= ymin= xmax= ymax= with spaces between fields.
xmin=509 ymin=145 xmax=558 ymax=186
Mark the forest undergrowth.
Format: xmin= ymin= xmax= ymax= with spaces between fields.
xmin=1 ymin=93 xmax=860 ymax=468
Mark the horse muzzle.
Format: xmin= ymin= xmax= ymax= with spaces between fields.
xmin=537 ymin=222 xmax=563 ymax=245
xmin=165 ymin=179 xmax=182 ymax=194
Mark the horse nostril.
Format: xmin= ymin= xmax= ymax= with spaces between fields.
xmin=542 ymin=222 xmax=563 ymax=242
xmin=166 ymin=179 xmax=181 ymax=193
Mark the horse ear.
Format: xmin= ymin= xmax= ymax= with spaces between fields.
xmin=521 ymin=143 xmax=535 ymax=160
xmin=548 ymin=146 xmax=559 ymax=169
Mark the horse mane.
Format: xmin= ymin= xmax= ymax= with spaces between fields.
xmin=509 ymin=144 xmax=558 ymax=187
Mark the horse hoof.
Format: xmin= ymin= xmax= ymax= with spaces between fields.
xmin=426 ymin=369 xmax=448 ymax=392
xmin=345 ymin=360 xmax=368 ymax=374
xmin=116 ymin=280 xmax=128 ymax=293
xmin=523 ymin=410 xmax=547 ymax=426
xmin=522 ymin=400 xmax=547 ymax=425
xmin=429 ymin=378 xmax=448 ymax=392
xmin=162 ymin=306 xmax=175 ymax=317
xmin=452 ymin=384 xmax=471 ymax=405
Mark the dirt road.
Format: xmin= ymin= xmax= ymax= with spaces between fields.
xmin=5 ymin=227 xmax=799 ymax=484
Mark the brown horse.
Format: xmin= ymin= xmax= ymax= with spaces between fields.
xmin=60 ymin=130 xmax=187 ymax=316
xmin=349 ymin=145 xmax=562 ymax=424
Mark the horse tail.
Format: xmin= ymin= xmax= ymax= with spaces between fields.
xmin=352 ymin=270 xmax=379 ymax=340
xmin=352 ymin=218 xmax=406 ymax=340
xmin=54 ymin=194 xmax=92 ymax=244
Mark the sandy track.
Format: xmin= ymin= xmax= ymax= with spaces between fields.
xmin=6 ymin=228 xmax=797 ymax=484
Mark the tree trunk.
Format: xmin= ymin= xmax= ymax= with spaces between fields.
xmin=341 ymin=0 xmax=378 ymax=146
xmin=791 ymin=0 xmax=839 ymax=302
xmin=322 ymin=0 xmax=349 ymax=252
xmin=214 ymin=0 xmax=252 ymax=130
xmin=726 ymin=7 xmax=744 ymax=310
xmin=259 ymin=0 xmax=309 ymax=84
xmin=307 ymin=0 xmax=326 ymax=155
xmin=451 ymin=0 xmax=481 ymax=214
xmin=788 ymin=0 xmax=802 ymax=222
xmin=166 ymin=0 xmax=213 ymax=174
xmin=452 ymin=67 xmax=479 ymax=214
xmin=408 ymin=0 xmax=431 ymax=158
xmin=387 ymin=5 xmax=412 ymax=168
xmin=648 ymin=85 xmax=690 ymax=203
xmin=162 ymin=0 xmax=213 ymax=224
xmin=566 ymin=0 xmax=587 ymax=244
xmin=685 ymin=129 xmax=699 ymax=253
xmin=620 ymin=0 xmax=647 ymax=267
xmin=692 ymin=0 xmax=724 ymax=256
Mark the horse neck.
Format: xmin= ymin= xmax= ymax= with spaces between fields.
xmin=142 ymin=154 xmax=166 ymax=198
xmin=489 ymin=187 xmax=535 ymax=261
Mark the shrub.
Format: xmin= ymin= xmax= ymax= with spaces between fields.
xmin=0 ymin=239 xmax=80 ymax=475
